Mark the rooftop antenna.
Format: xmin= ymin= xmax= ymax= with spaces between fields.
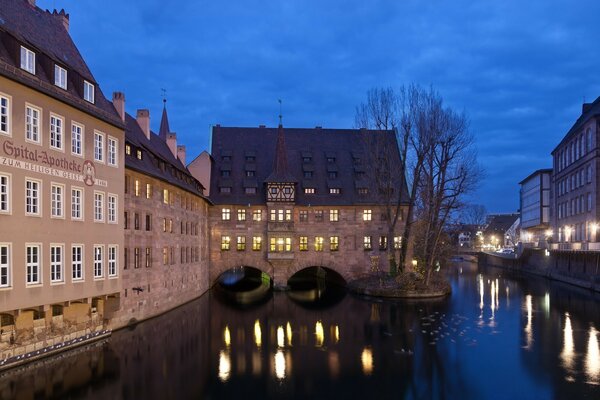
xmin=278 ymin=99 xmax=282 ymax=125
xmin=161 ymin=88 xmax=167 ymax=105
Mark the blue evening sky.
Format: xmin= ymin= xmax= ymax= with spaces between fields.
xmin=39 ymin=0 xmax=600 ymax=213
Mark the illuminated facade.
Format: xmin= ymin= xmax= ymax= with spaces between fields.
xmin=519 ymin=168 xmax=551 ymax=247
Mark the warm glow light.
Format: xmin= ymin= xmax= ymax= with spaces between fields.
xmin=592 ymin=223 xmax=599 ymax=233
xmin=544 ymin=293 xmax=550 ymax=317
xmin=254 ymin=320 xmax=262 ymax=348
xmin=479 ymin=275 xmax=484 ymax=312
xmin=274 ymin=350 xmax=286 ymax=380
xmin=490 ymin=280 xmax=496 ymax=315
xmin=361 ymin=347 xmax=373 ymax=375
xmin=224 ymin=326 xmax=231 ymax=347
xmin=277 ymin=326 xmax=285 ymax=348
xmin=495 ymin=279 xmax=500 ymax=309
xmin=315 ymin=321 xmax=324 ymax=347
xmin=561 ymin=313 xmax=575 ymax=371
xmin=545 ymin=229 xmax=553 ymax=237
xmin=586 ymin=326 xmax=600 ymax=384
xmin=286 ymin=322 xmax=293 ymax=347
xmin=334 ymin=325 xmax=340 ymax=344
xmin=524 ymin=295 xmax=533 ymax=349
xmin=412 ymin=259 xmax=418 ymax=267
xmin=218 ymin=350 xmax=231 ymax=382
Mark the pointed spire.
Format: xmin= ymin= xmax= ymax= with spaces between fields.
xmin=265 ymin=124 xmax=296 ymax=183
xmin=159 ymin=98 xmax=170 ymax=140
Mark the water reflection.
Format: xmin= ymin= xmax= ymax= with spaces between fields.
xmin=218 ymin=350 xmax=231 ymax=382
xmin=561 ymin=313 xmax=575 ymax=372
xmin=254 ymin=320 xmax=262 ymax=348
xmin=361 ymin=347 xmax=373 ymax=376
xmin=586 ymin=326 xmax=599 ymax=384
xmin=524 ymin=294 xmax=533 ymax=349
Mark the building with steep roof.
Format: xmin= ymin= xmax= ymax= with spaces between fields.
xmin=0 ymin=0 xmax=124 ymax=355
xmin=204 ymin=124 xmax=410 ymax=286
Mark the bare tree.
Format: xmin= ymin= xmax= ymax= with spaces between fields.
xmin=462 ymin=204 xmax=487 ymax=227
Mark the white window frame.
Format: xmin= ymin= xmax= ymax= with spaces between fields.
xmin=54 ymin=64 xmax=67 ymax=90
xmin=25 ymin=243 xmax=42 ymax=286
xmin=72 ymin=244 xmax=84 ymax=282
xmin=0 ymin=173 xmax=11 ymax=215
xmin=107 ymin=193 xmax=118 ymax=224
xmin=94 ymin=191 xmax=105 ymax=222
xmin=84 ymin=80 xmax=95 ymax=103
xmin=94 ymin=131 xmax=105 ymax=162
xmin=0 ymin=93 xmax=11 ymax=136
xmin=108 ymin=245 xmax=118 ymax=277
xmin=25 ymin=104 xmax=41 ymax=144
xmin=0 ymin=243 xmax=11 ymax=289
xmin=71 ymin=186 xmax=83 ymax=220
xmin=50 ymin=183 xmax=65 ymax=219
xmin=107 ymin=135 xmax=118 ymax=167
xmin=71 ymin=122 xmax=83 ymax=157
xmin=93 ymin=245 xmax=104 ymax=279
xmin=20 ymin=46 xmax=35 ymax=74
xmin=363 ymin=209 xmax=372 ymax=221
xmin=25 ymin=178 xmax=41 ymax=216
xmin=50 ymin=244 xmax=64 ymax=284
xmin=49 ymin=113 xmax=64 ymax=151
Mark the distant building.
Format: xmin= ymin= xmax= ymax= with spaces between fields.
xmin=482 ymin=214 xmax=520 ymax=249
xmin=551 ymin=97 xmax=599 ymax=248
xmin=519 ymin=169 xmax=551 ymax=247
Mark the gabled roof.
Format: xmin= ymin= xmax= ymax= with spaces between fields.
xmin=209 ymin=125 xmax=410 ymax=206
xmin=0 ymin=0 xmax=123 ymax=128
xmin=158 ymin=101 xmax=171 ymax=140
xmin=551 ymin=96 xmax=600 ymax=155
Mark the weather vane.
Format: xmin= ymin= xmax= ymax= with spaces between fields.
xmin=278 ymin=99 xmax=282 ymax=125
xmin=161 ymin=88 xmax=167 ymax=104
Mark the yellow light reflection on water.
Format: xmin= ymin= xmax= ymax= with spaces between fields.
xmin=586 ymin=326 xmax=600 ymax=384
xmin=495 ymin=279 xmax=499 ymax=309
xmin=524 ymin=294 xmax=533 ymax=349
xmin=479 ymin=276 xmax=484 ymax=312
xmin=224 ymin=326 xmax=231 ymax=347
xmin=277 ymin=326 xmax=285 ymax=348
xmin=254 ymin=320 xmax=262 ymax=348
xmin=218 ymin=350 xmax=231 ymax=382
xmin=361 ymin=347 xmax=373 ymax=375
xmin=315 ymin=321 xmax=324 ymax=347
xmin=490 ymin=280 xmax=496 ymax=314
xmin=274 ymin=350 xmax=286 ymax=380
xmin=334 ymin=325 xmax=340 ymax=344
xmin=329 ymin=351 xmax=340 ymax=378
xmin=286 ymin=322 xmax=293 ymax=347
xmin=561 ymin=313 xmax=575 ymax=371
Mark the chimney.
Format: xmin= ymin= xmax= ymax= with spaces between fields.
xmin=52 ymin=9 xmax=70 ymax=32
xmin=112 ymin=92 xmax=125 ymax=122
xmin=136 ymin=109 xmax=150 ymax=140
xmin=167 ymin=132 xmax=178 ymax=158
xmin=177 ymin=145 xmax=186 ymax=165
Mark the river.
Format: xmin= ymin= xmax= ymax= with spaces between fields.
xmin=1 ymin=262 xmax=600 ymax=399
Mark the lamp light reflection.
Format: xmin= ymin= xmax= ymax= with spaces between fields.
xmin=586 ymin=326 xmax=599 ymax=384
xmin=334 ymin=325 xmax=340 ymax=344
xmin=224 ymin=326 xmax=231 ymax=347
xmin=315 ymin=321 xmax=324 ymax=347
xmin=218 ymin=350 xmax=231 ymax=382
xmin=254 ymin=320 xmax=262 ymax=348
xmin=274 ymin=350 xmax=286 ymax=380
xmin=361 ymin=347 xmax=373 ymax=375
xmin=277 ymin=326 xmax=285 ymax=348
xmin=286 ymin=322 xmax=293 ymax=347
xmin=524 ymin=294 xmax=533 ymax=349
xmin=561 ymin=313 xmax=575 ymax=371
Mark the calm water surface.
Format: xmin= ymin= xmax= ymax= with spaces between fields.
xmin=2 ymin=263 xmax=600 ymax=399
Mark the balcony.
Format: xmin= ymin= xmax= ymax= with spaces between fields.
xmin=267 ymin=252 xmax=295 ymax=260
xmin=268 ymin=222 xmax=295 ymax=232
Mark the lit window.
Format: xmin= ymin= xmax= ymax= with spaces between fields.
xmin=363 ymin=236 xmax=372 ymax=250
xmin=315 ymin=237 xmax=324 ymax=252
xmin=50 ymin=245 xmax=63 ymax=283
xmin=330 ymin=236 xmax=339 ymax=251
xmin=54 ymin=64 xmax=67 ymax=89
xmin=108 ymin=246 xmax=118 ymax=276
xmin=0 ymin=95 xmax=9 ymax=135
xmin=51 ymin=184 xmax=64 ymax=218
xmin=93 ymin=245 xmax=103 ymax=278
xmin=379 ymin=236 xmax=387 ymax=250
xmin=94 ymin=192 xmax=104 ymax=222
xmin=26 ymin=244 xmax=40 ymax=284
xmin=145 ymin=247 xmax=152 ymax=267
xmin=252 ymin=236 xmax=262 ymax=251
xmin=25 ymin=105 xmax=40 ymax=143
xmin=71 ymin=245 xmax=83 ymax=281
xmin=252 ymin=209 xmax=262 ymax=221
xmin=163 ymin=189 xmax=169 ymax=204
xmin=329 ymin=188 xmax=340 ymax=194
xmin=0 ymin=174 xmax=10 ymax=214
xmin=330 ymin=209 xmax=339 ymax=222
xmin=108 ymin=136 xmax=118 ymax=166
xmin=0 ymin=245 xmax=9 ymax=288
xmin=25 ymin=179 xmax=40 ymax=215
xmin=136 ymin=149 xmax=142 ymax=160
xmin=394 ymin=236 xmax=402 ymax=249
xmin=20 ymin=46 xmax=35 ymax=74
xmin=50 ymin=114 xmax=63 ymax=150
xmin=71 ymin=123 xmax=83 ymax=156
xmin=363 ymin=209 xmax=372 ymax=221
xmin=163 ymin=247 xmax=168 ymax=265
xmin=135 ymin=179 xmax=140 ymax=196
xmin=125 ymin=144 xmax=131 ymax=155
xmin=94 ymin=131 xmax=104 ymax=162
xmin=299 ymin=236 xmax=308 ymax=251
xmin=221 ymin=236 xmax=231 ymax=251
xmin=304 ymin=188 xmax=315 ymax=194
xmin=222 ymin=208 xmax=231 ymax=221
xmin=146 ymin=183 xmax=152 ymax=199
xmin=108 ymin=194 xmax=117 ymax=223
xmin=270 ymin=237 xmax=291 ymax=252
xmin=358 ymin=188 xmax=368 ymax=195
xmin=238 ymin=209 xmax=246 ymax=221
xmin=84 ymin=80 xmax=95 ymax=103
xmin=314 ymin=210 xmax=324 ymax=222
xmin=237 ymin=236 xmax=246 ymax=251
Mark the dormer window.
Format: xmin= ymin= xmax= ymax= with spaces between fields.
xmin=136 ymin=149 xmax=142 ymax=160
xmin=246 ymin=156 xmax=255 ymax=162
xmin=83 ymin=80 xmax=95 ymax=103
xmin=327 ymin=157 xmax=336 ymax=163
xmin=304 ymin=188 xmax=315 ymax=194
xmin=222 ymin=155 xmax=231 ymax=162
xmin=54 ymin=65 xmax=67 ymax=89
xmin=329 ymin=188 xmax=341 ymax=195
xmin=328 ymin=172 xmax=338 ymax=179
xmin=20 ymin=46 xmax=35 ymax=74
xmin=125 ymin=144 xmax=131 ymax=155
xmin=303 ymin=157 xmax=312 ymax=163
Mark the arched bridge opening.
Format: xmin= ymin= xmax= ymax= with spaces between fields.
xmin=214 ymin=266 xmax=273 ymax=307
xmin=287 ymin=266 xmax=347 ymax=308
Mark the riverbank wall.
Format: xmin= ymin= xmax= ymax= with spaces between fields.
xmin=479 ymin=249 xmax=600 ymax=292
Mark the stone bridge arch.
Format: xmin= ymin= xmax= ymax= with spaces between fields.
xmin=211 ymin=264 xmax=273 ymax=288
xmin=286 ymin=265 xmax=349 ymax=286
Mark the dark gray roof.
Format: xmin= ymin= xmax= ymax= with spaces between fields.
xmin=484 ymin=214 xmax=519 ymax=235
xmin=518 ymin=168 xmax=552 ymax=185
xmin=0 ymin=0 xmax=123 ymax=128
xmin=124 ymin=112 xmax=207 ymax=199
xmin=551 ymin=96 xmax=600 ymax=155
xmin=209 ymin=125 xmax=410 ymax=206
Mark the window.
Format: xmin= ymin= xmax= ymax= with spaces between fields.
xmin=71 ymin=123 xmax=83 ymax=156
xmin=50 ymin=114 xmax=63 ymax=150
xmin=246 ymin=155 xmax=256 ymax=162
xmin=0 ymin=174 xmax=10 ymax=213
xmin=299 ymin=236 xmax=308 ymax=251
xmin=330 ymin=209 xmax=339 ymax=222
xmin=222 ymin=208 xmax=231 ymax=221
xmin=588 ymin=193 xmax=593 ymax=212
xmin=72 ymin=245 xmax=83 ymax=281
xmin=221 ymin=170 xmax=230 ymax=177
xmin=54 ymin=65 xmax=67 ymax=89
xmin=238 ymin=209 xmax=246 ymax=221
xmin=0 ymin=244 xmax=10 ymax=288
xmin=94 ymin=192 xmax=104 ymax=222
xmin=134 ymin=247 xmax=140 ymax=268
xmin=162 ymin=218 xmax=167 ymax=232
xmin=299 ymin=210 xmax=308 ymax=222
xmin=109 ymin=246 xmax=118 ymax=276
xmin=220 ymin=187 xmax=231 ymax=194
xmin=25 ymin=105 xmax=40 ymax=143
xmin=125 ymin=144 xmax=131 ymax=155
xmin=237 ymin=236 xmax=246 ymax=251
xmin=329 ymin=188 xmax=340 ymax=194
xmin=108 ymin=136 xmax=118 ymax=166
xmin=84 ymin=80 xmax=95 ymax=103
xmin=94 ymin=132 xmax=104 ymax=162
xmin=0 ymin=95 xmax=9 ymax=135
xmin=108 ymin=194 xmax=117 ymax=223
xmin=221 ymin=236 xmax=231 ymax=251
xmin=245 ymin=187 xmax=257 ymax=195
xmin=145 ymin=214 xmax=152 ymax=231
xmin=145 ymin=247 xmax=152 ymax=267
xmin=163 ymin=189 xmax=169 ymax=204
xmin=71 ymin=188 xmax=83 ymax=220
xmin=252 ymin=210 xmax=262 ymax=221
xmin=330 ymin=236 xmax=339 ymax=251
xmin=246 ymin=170 xmax=255 ymax=177
xmin=314 ymin=210 xmax=324 ymax=222
xmin=26 ymin=244 xmax=41 ymax=284
xmin=25 ymin=179 xmax=40 ymax=215
xmin=270 ymin=209 xmax=292 ymax=221
xmin=394 ymin=236 xmax=402 ymax=249
xmin=304 ymin=171 xmax=313 ymax=179
xmin=327 ymin=157 xmax=336 ymax=163
xmin=222 ymin=155 xmax=231 ymax=162
xmin=363 ymin=236 xmax=372 ymax=250
xmin=270 ymin=237 xmax=291 ymax=252
xmin=146 ymin=183 xmax=152 ymax=199
xmin=136 ymin=149 xmax=142 ymax=160
xmin=303 ymin=156 xmax=312 ymax=163
xmin=252 ymin=236 xmax=262 ymax=251
xmin=163 ymin=247 xmax=168 ymax=265
xmin=20 ymin=46 xmax=35 ymax=74
xmin=135 ymin=179 xmax=140 ymax=197
xmin=51 ymin=184 xmax=64 ymax=218
xmin=363 ymin=209 xmax=372 ymax=221
xmin=93 ymin=246 xmax=103 ymax=278
xmin=315 ymin=237 xmax=324 ymax=252
xmin=358 ymin=188 xmax=368 ymax=195
xmin=379 ymin=236 xmax=388 ymax=250
xmin=50 ymin=245 xmax=63 ymax=283
xmin=304 ymin=188 xmax=315 ymax=194
xmin=134 ymin=213 xmax=140 ymax=230
xmin=328 ymin=172 xmax=338 ymax=179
